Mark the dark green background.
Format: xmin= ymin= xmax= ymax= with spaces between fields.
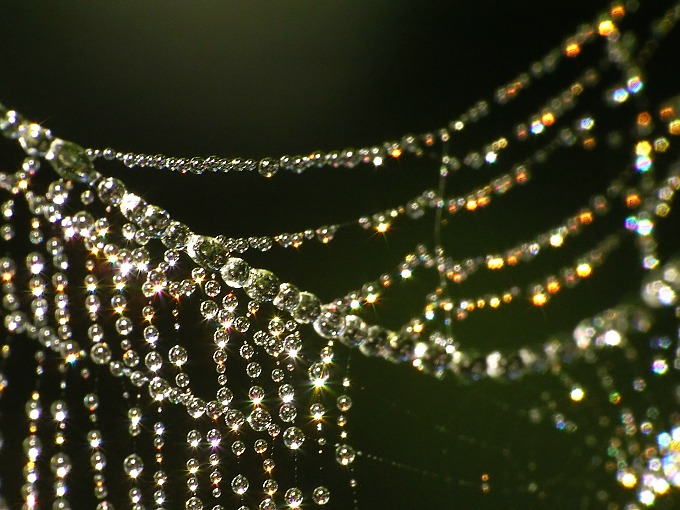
xmin=1 ymin=1 xmax=680 ymax=509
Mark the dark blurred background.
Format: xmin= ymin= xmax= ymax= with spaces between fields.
xmin=1 ymin=1 xmax=680 ymax=509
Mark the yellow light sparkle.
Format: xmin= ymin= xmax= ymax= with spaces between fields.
xmin=487 ymin=257 xmax=504 ymax=270
xmin=576 ymin=263 xmax=592 ymax=278
xmin=376 ymin=222 xmax=390 ymax=233
xmin=598 ymin=20 xmax=616 ymax=36
xmin=477 ymin=195 xmax=491 ymax=208
xmin=448 ymin=271 xmax=463 ymax=283
xmin=546 ymin=280 xmax=561 ymax=294
xmin=636 ymin=140 xmax=652 ymax=156
xmin=626 ymin=193 xmax=641 ymax=208
xmin=549 ymin=234 xmax=564 ymax=247
xmin=670 ymin=119 xmax=680 ymax=136
xmin=570 ymin=386 xmax=585 ymax=402
xmin=578 ymin=211 xmax=593 ymax=224
xmin=532 ymin=292 xmax=548 ymax=307
xmin=621 ymin=471 xmax=637 ymax=488
xmin=565 ymin=43 xmax=580 ymax=57
xmin=610 ymin=5 xmax=625 ymax=18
